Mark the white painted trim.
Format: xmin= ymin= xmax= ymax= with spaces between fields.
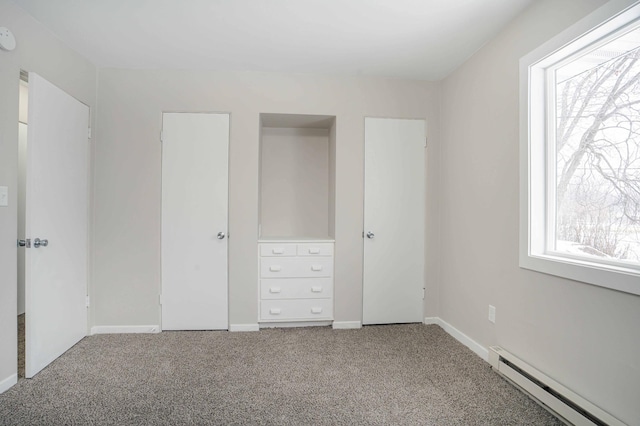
xmin=229 ymin=324 xmax=259 ymax=332
xmin=422 ymin=317 xmax=489 ymax=361
xmin=0 ymin=374 xmax=17 ymax=394
xmin=260 ymin=321 xmax=332 ymax=329
xmin=439 ymin=319 xmax=489 ymax=361
xmin=332 ymin=321 xmax=362 ymax=329
xmin=90 ymin=325 xmax=160 ymax=335
xmin=519 ymin=0 xmax=640 ymax=296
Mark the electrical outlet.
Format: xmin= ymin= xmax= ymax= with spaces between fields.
xmin=488 ymin=305 xmax=496 ymax=323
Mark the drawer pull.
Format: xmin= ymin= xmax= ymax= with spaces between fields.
xmin=311 ymin=307 xmax=323 ymax=314
xmin=272 ymin=248 xmax=284 ymax=254
xmin=311 ymin=286 xmax=323 ymax=293
xmin=269 ymin=287 xmax=281 ymax=294
xmin=270 ymin=308 xmax=281 ymax=315
xmin=308 ymin=248 xmax=321 ymax=254
xmin=311 ymin=265 xmax=323 ymax=272
xmin=269 ymin=265 xmax=282 ymax=272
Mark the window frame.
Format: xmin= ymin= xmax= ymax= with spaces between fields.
xmin=520 ymin=0 xmax=640 ymax=296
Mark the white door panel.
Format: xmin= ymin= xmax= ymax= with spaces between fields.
xmin=363 ymin=118 xmax=425 ymax=325
xmin=25 ymin=73 xmax=89 ymax=378
xmin=161 ymin=113 xmax=229 ymax=330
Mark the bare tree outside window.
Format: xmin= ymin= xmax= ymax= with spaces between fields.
xmin=554 ymin=27 xmax=640 ymax=263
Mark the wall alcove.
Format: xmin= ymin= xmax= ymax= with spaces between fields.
xmin=258 ymin=113 xmax=336 ymax=240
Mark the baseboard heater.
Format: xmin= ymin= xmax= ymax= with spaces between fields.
xmin=488 ymin=346 xmax=625 ymax=426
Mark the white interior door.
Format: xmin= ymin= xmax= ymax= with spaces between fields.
xmin=363 ymin=118 xmax=425 ymax=325
xmin=161 ymin=113 xmax=229 ymax=330
xmin=25 ymin=73 xmax=89 ymax=378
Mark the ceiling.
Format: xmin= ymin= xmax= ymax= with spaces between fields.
xmin=13 ymin=0 xmax=533 ymax=81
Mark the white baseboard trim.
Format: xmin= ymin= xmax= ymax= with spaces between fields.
xmin=260 ymin=321 xmax=332 ymax=329
xmin=90 ymin=325 xmax=160 ymax=335
xmin=423 ymin=317 xmax=489 ymax=361
xmin=229 ymin=324 xmax=259 ymax=332
xmin=0 ymin=374 xmax=17 ymax=394
xmin=332 ymin=321 xmax=362 ymax=329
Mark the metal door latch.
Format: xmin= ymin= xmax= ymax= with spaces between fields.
xmin=19 ymin=238 xmax=48 ymax=248
xmin=33 ymin=238 xmax=49 ymax=248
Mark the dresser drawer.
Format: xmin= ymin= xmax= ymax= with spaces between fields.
xmin=259 ymin=243 xmax=297 ymax=257
xmin=260 ymin=278 xmax=333 ymax=300
xmin=260 ymin=299 xmax=333 ymax=321
xmin=260 ymin=258 xmax=333 ymax=278
xmin=296 ymin=243 xmax=333 ymax=256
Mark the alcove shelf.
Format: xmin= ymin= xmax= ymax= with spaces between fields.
xmin=258 ymin=113 xmax=336 ymax=241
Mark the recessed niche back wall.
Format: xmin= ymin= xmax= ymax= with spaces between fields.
xmin=260 ymin=127 xmax=330 ymax=238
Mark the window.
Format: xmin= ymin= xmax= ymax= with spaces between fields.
xmin=520 ymin=1 xmax=640 ymax=295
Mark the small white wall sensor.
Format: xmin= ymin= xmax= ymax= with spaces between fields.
xmin=0 ymin=186 xmax=8 ymax=207
xmin=0 ymin=27 xmax=16 ymax=51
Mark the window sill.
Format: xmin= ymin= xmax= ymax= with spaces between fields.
xmin=519 ymin=252 xmax=640 ymax=296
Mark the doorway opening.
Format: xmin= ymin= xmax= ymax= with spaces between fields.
xmin=17 ymin=70 xmax=28 ymax=378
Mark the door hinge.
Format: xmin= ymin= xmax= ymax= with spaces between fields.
xmin=160 ymin=131 xmax=163 ymax=143
xmin=88 ymin=127 xmax=92 ymax=139
xmin=86 ymin=296 xmax=90 ymax=307
xmin=425 ymin=137 xmax=428 ymax=148
xmin=159 ymin=294 xmax=163 ymax=305
xmin=422 ymin=288 xmax=426 ymax=300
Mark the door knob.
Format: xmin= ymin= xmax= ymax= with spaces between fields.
xmin=33 ymin=238 xmax=48 ymax=248
xmin=366 ymin=231 xmax=375 ymax=239
xmin=217 ymin=232 xmax=226 ymax=240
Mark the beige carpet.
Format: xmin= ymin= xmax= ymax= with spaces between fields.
xmin=0 ymin=324 xmax=561 ymax=425
xmin=17 ymin=314 xmax=24 ymax=379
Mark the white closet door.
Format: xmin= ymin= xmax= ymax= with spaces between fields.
xmin=363 ymin=118 xmax=425 ymax=325
xmin=25 ymin=73 xmax=89 ymax=378
xmin=161 ymin=113 xmax=229 ymax=330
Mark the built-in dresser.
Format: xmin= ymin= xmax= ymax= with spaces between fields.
xmin=258 ymin=238 xmax=334 ymax=323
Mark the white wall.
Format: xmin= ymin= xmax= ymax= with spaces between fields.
xmin=92 ymin=69 xmax=441 ymax=328
xmin=438 ymin=0 xmax=640 ymax=423
xmin=0 ymin=0 xmax=97 ymax=391
xmin=328 ymin=121 xmax=336 ymax=239
xmin=260 ymin=127 xmax=330 ymax=238
xmin=327 ymin=121 xmax=336 ymax=238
